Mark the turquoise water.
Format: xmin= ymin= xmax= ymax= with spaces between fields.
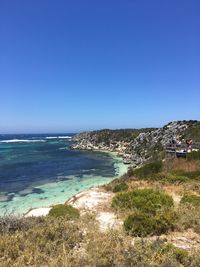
xmin=0 ymin=134 xmax=127 ymax=215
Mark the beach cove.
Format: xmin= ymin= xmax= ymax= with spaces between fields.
xmin=0 ymin=134 xmax=128 ymax=216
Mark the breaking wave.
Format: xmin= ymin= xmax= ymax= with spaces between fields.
xmin=0 ymin=139 xmax=46 ymax=143
xmin=46 ymin=136 xmax=72 ymax=139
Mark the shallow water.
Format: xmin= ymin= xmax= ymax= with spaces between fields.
xmin=0 ymin=134 xmax=127 ymax=215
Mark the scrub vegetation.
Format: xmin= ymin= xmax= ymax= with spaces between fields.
xmin=1 ymin=149 xmax=200 ymax=266
xmin=48 ymin=204 xmax=80 ymax=219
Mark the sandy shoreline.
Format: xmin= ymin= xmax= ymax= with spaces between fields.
xmin=25 ymin=187 xmax=112 ymax=217
xmin=1 ymin=148 xmax=128 ymax=216
xmin=25 ymin=186 xmax=123 ymax=232
xmin=24 ymin=152 xmax=128 ymax=217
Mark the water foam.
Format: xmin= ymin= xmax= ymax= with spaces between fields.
xmin=58 ymin=136 xmax=72 ymax=139
xmin=0 ymin=139 xmax=46 ymax=143
xmin=46 ymin=136 xmax=72 ymax=139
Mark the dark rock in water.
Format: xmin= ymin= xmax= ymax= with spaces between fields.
xmin=19 ymin=188 xmax=45 ymax=197
xmin=32 ymin=188 xmax=45 ymax=194
xmin=1 ymin=193 xmax=15 ymax=202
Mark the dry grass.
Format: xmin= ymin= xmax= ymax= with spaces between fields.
xmin=175 ymin=204 xmax=200 ymax=234
xmin=163 ymin=158 xmax=200 ymax=173
xmin=1 ymin=158 xmax=200 ymax=266
xmin=1 ymin=208 xmax=200 ymax=267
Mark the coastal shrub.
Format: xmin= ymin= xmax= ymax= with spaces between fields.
xmin=183 ymin=182 xmax=200 ymax=196
xmin=187 ymin=150 xmax=200 ymax=161
xmin=175 ymin=170 xmax=200 ymax=180
xmin=112 ymin=188 xmax=173 ymax=214
xmin=172 ymin=247 xmax=188 ymax=265
xmin=180 ymin=195 xmax=200 ymax=206
xmin=124 ymin=213 xmax=156 ymax=237
xmin=0 ymin=215 xmax=33 ymax=234
xmin=165 ymin=158 xmax=200 ymax=181
xmin=153 ymin=209 xmax=176 ymax=234
xmin=124 ymin=209 xmax=175 ymax=237
xmin=175 ymin=204 xmax=200 ymax=233
xmin=49 ymin=204 xmax=80 ymax=219
xmin=0 ymin=213 xmax=199 ymax=266
xmin=155 ymin=173 xmax=189 ymax=184
xmin=85 ymin=228 xmax=188 ymax=267
xmin=125 ymin=166 xmax=135 ymax=178
xmin=133 ymin=160 xmax=163 ymax=179
xmin=165 ymin=174 xmax=188 ymax=184
xmin=112 ymin=182 xmax=128 ymax=193
xmin=160 ymin=243 xmax=189 ymax=265
xmin=164 ymin=158 xmax=200 ymax=174
xmin=0 ymin=216 xmax=84 ymax=266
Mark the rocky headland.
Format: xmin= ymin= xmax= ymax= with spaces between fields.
xmin=2 ymin=120 xmax=200 ymax=266
xmin=71 ymin=120 xmax=200 ymax=167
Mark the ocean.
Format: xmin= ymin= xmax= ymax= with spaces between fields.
xmin=0 ymin=134 xmax=127 ymax=215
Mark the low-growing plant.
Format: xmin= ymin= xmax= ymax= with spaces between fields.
xmin=126 ymin=166 xmax=135 ymax=177
xmin=153 ymin=172 xmax=189 ymax=184
xmin=0 ymin=213 xmax=199 ymax=266
xmin=153 ymin=209 xmax=176 ymax=234
xmin=124 ymin=213 xmax=156 ymax=236
xmin=124 ymin=209 xmax=175 ymax=237
xmin=175 ymin=170 xmax=200 ymax=180
xmin=183 ymin=181 xmax=200 ymax=195
xmin=85 ymin=230 xmax=192 ymax=267
xmin=175 ymin=204 xmax=200 ymax=233
xmin=180 ymin=194 xmax=200 ymax=206
xmin=112 ymin=188 xmax=173 ymax=214
xmin=0 ymin=215 xmax=35 ymax=234
xmin=0 ymin=216 xmax=83 ymax=266
xmin=49 ymin=204 xmax=80 ymax=219
xmin=112 ymin=182 xmax=128 ymax=193
xmin=164 ymin=174 xmax=189 ymax=184
xmin=187 ymin=150 xmax=200 ymax=160
xmin=160 ymin=243 xmax=189 ymax=264
xmin=133 ymin=160 xmax=163 ymax=179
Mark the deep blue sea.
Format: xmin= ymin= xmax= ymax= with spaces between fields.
xmin=0 ymin=134 xmax=127 ymax=215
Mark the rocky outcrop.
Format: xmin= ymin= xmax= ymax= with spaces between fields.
xmin=71 ymin=120 xmax=200 ymax=167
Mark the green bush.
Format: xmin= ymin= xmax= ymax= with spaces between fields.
xmin=161 ymin=243 xmax=188 ymax=264
xmin=49 ymin=204 xmax=80 ymax=219
xmin=187 ymin=150 xmax=200 ymax=160
xmin=180 ymin=195 xmax=200 ymax=206
xmin=113 ymin=182 xmax=128 ymax=193
xmin=124 ymin=209 xmax=175 ymax=237
xmin=133 ymin=161 xmax=163 ymax=179
xmin=124 ymin=213 xmax=156 ymax=237
xmin=153 ymin=173 xmax=189 ymax=184
xmin=172 ymin=247 xmax=188 ymax=264
xmin=175 ymin=170 xmax=200 ymax=180
xmin=165 ymin=174 xmax=189 ymax=184
xmin=112 ymin=188 xmax=173 ymax=214
xmin=153 ymin=209 xmax=176 ymax=235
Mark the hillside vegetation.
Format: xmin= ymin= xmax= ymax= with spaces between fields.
xmin=1 ymin=120 xmax=200 ymax=266
xmin=72 ymin=120 xmax=200 ymax=166
xmin=1 ymin=157 xmax=200 ymax=266
xmin=74 ymin=128 xmax=157 ymax=144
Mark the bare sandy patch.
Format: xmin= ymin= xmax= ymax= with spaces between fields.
xmin=96 ymin=212 xmax=123 ymax=232
xmin=25 ymin=207 xmax=51 ymax=217
xmin=66 ymin=187 xmax=114 ymax=212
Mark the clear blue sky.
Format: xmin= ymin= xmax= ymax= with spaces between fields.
xmin=0 ymin=0 xmax=199 ymax=133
